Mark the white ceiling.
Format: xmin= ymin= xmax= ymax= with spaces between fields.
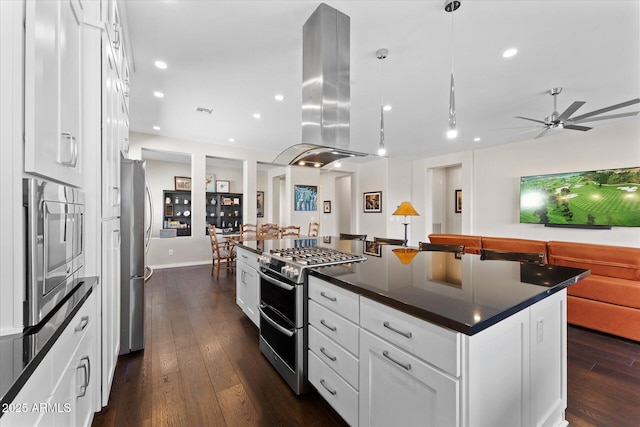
xmin=124 ymin=1 xmax=640 ymax=162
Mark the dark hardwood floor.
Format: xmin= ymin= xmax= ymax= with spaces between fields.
xmin=92 ymin=265 xmax=640 ymax=427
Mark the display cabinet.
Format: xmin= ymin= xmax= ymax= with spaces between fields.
xmin=205 ymin=192 xmax=242 ymax=235
xmin=162 ymin=190 xmax=192 ymax=236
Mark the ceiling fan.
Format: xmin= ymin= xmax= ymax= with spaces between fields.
xmin=515 ymin=87 xmax=640 ymax=139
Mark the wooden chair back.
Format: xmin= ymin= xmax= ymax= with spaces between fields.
xmin=280 ymin=225 xmax=301 ymax=238
xmin=308 ymin=222 xmax=320 ymax=237
xmin=241 ymin=223 xmax=257 ymax=237
xmin=208 ymin=225 xmax=236 ymax=279
xmin=259 ymin=223 xmax=279 ymax=239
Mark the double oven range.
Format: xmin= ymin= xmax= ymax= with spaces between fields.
xmin=256 ymin=241 xmax=366 ymax=395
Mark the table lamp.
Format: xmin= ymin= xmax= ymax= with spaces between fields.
xmin=392 ymin=201 xmax=420 ymax=246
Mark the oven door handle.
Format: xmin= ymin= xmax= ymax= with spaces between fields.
xmin=258 ymin=303 xmax=295 ymax=337
xmin=257 ymin=269 xmax=295 ymax=291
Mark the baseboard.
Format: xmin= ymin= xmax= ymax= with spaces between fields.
xmin=149 ymin=260 xmax=211 ymax=270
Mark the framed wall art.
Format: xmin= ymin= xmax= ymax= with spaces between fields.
xmin=257 ymin=191 xmax=264 ymax=218
xmin=363 ymin=191 xmax=382 ymax=213
xmin=455 ymin=189 xmax=462 ymax=213
xmin=216 ymin=180 xmax=230 ymax=193
xmin=175 ymin=176 xmax=192 ymax=191
xmin=363 ymin=240 xmax=381 ymax=257
xmin=294 ymin=185 xmax=317 ymax=211
xmin=323 ymin=200 xmax=331 ymax=213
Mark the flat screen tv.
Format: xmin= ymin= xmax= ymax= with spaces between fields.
xmin=520 ymin=166 xmax=640 ymax=227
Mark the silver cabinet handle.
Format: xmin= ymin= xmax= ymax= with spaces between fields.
xmin=60 ymin=132 xmax=77 ymax=166
xmin=383 ymin=350 xmax=411 ymax=371
xmin=383 ymin=321 xmax=412 ymax=338
xmin=320 ymin=319 xmax=337 ymax=332
xmin=112 ymin=23 xmax=120 ymax=49
xmin=320 ymin=347 xmax=337 ymax=362
xmin=77 ymin=356 xmax=90 ymax=397
xmin=320 ymin=291 xmax=337 ymax=302
xmin=320 ymin=379 xmax=337 ymax=395
xmin=74 ymin=316 xmax=89 ymax=332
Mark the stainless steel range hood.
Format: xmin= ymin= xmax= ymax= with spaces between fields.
xmin=273 ymin=3 xmax=368 ymax=168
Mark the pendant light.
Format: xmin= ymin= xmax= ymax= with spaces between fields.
xmin=445 ymin=0 xmax=461 ymax=139
xmin=376 ymin=48 xmax=388 ymax=156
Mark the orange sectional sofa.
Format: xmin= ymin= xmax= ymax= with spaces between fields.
xmin=428 ymin=234 xmax=640 ymax=342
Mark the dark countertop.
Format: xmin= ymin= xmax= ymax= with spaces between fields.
xmin=0 ymin=277 xmax=98 ymax=411
xmin=236 ymin=237 xmax=590 ymax=336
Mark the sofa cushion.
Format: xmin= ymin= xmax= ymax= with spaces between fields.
xmin=547 ymin=241 xmax=640 ymax=281
xmin=568 ymin=275 xmax=640 ymax=310
xmin=428 ymin=234 xmax=482 ymax=254
xmin=568 ymin=296 xmax=640 ymax=342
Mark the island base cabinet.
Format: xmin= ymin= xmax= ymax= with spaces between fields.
xmin=236 ymin=248 xmax=259 ymax=327
xmin=359 ymin=329 xmax=459 ymax=427
xmin=308 ymin=351 xmax=359 ymax=427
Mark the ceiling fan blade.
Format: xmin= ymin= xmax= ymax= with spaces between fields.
xmin=563 ymin=124 xmax=591 ymax=131
xmin=515 ymin=116 xmax=547 ymax=125
xmin=534 ymin=128 xmax=550 ymax=139
xmin=571 ymin=111 xmax=639 ymax=124
xmin=569 ymin=98 xmax=640 ymax=122
xmin=556 ymin=101 xmax=585 ymax=121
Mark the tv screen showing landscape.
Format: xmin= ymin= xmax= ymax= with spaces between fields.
xmin=520 ymin=166 xmax=640 ymax=227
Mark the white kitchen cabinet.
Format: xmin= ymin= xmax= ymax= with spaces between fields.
xmin=0 ymin=356 xmax=52 ymax=427
xmin=101 ymin=35 xmax=121 ymax=219
xmin=24 ymin=0 xmax=84 ymax=187
xmin=101 ymin=219 xmax=121 ymax=406
xmin=359 ymin=329 xmax=459 ymax=427
xmin=236 ymin=247 xmax=259 ymax=327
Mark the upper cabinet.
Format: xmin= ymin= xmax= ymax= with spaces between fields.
xmin=24 ymin=0 xmax=84 ymax=187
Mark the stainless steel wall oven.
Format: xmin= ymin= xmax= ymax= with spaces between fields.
xmin=23 ymin=178 xmax=85 ymax=328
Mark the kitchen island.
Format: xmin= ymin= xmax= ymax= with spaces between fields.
xmin=234 ymin=237 xmax=589 ymax=427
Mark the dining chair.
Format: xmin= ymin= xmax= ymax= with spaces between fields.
xmin=340 ymin=233 xmax=367 ymax=241
xmin=418 ymin=242 xmax=465 ymax=254
xmin=208 ymin=225 xmax=236 ymax=279
xmin=374 ymin=237 xmax=406 ymax=245
xmin=308 ymin=222 xmax=320 ymax=237
xmin=259 ymin=223 xmax=279 ymax=239
xmin=241 ymin=223 xmax=257 ymax=238
xmin=480 ymin=249 xmax=545 ymax=264
xmin=280 ymin=225 xmax=301 ymax=238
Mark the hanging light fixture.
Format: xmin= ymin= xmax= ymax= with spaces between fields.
xmin=376 ymin=48 xmax=388 ymax=156
xmin=445 ymin=0 xmax=461 ymax=139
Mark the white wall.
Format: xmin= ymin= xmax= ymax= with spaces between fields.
xmin=417 ymin=119 xmax=640 ymax=248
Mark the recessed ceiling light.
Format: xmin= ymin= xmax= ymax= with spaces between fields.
xmin=152 ymin=126 xmax=160 ymax=130
xmin=274 ymin=94 xmax=284 ymax=101
xmin=383 ymin=105 xmax=392 ymax=111
xmin=314 ymin=163 xmax=321 ymax=168
xmin=334 ymin=162 xmax=342 ymax=168
xmin=154 ymin=60 xmax=168 ymax=69
xmin=228 ymin=138 xmax=235 ymax=142
xmin=298 ymin=161 xmax=306 ymax=166
xmin=502 ymin=48 xmax=518 ymax=58
xmin=153 ymin=91 xmax=164 ymax=98
xmin=253 ymin=113 xmax=262 ymax=119
xmin=473 ymin=137 xmax=481 ymax=142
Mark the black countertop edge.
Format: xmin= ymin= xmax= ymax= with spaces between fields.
xmin=0 ymin=277 xmax=98 ymax=412
xmin=308 ymin=269 xmax=591 ymax=336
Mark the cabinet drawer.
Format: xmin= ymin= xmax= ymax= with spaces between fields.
xmin=309 ymin=300 xmax=359 ymax=357
xmin=309 ymin=325 xmax=359 ymax=390
xmin=51 ymin=288 xmax=96 ymax=376
xmin=236 ymin=247 xmax=257 ymax=269
xmin=308 ymin=351 xmax=358 ymax=427
xmin=308 ymin=276 xmax=359 ymax=323
xmin=360 ymin=297 xmax=460 ymax=377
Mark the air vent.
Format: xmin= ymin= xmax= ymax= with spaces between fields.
xmin=195 ymin=107 xmax=213 ymax=114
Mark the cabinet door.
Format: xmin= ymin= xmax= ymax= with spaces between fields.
xmin=243 ymin=265 xmax=259 ymax=327
xmin=24 ymin=0 xmax=83 ymax=187
xmin=101 ymin=37 xmax=120 ymax=219
xmin=236 ymin=261 xmax=248 ymax=312
xmin=101 ymin=219 xmax=121 ymax=406
xmin=359 ymin=329 xmax=459 ymax=427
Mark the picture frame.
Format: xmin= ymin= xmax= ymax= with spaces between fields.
xmin=257 ymin=191 xmax=264 ymax=218
xmin=216 ymin=180 xmax=230 ymax=193
xmin=455 ymin=189 xmax=462 ymax=213
xmin=363 ymin=191 xmax=382 ymax=213
xmin=175 ymin=176 xmax=192 ymax=191
xmin=294 ymin=185 xmax=318 ymax=211
xmin=363 ymin=240 xmax=382 ymax=257
xmin=323 ymin=200 xmax=331 ymax=213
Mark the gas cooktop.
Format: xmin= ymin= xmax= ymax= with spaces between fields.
xmin=269 ymin=246 xmax=366 ymax=266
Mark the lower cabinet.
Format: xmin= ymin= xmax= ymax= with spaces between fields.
xmin=236 ymin=248 xmax=259 ymax=327
xmin=359 ymin=329 xmax=458 ymax=427
xmin=0 ymin=288 xmax=97 ymax=427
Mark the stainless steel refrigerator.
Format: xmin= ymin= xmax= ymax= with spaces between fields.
xmin=120 ymin=159 xmax=146 ymax=353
